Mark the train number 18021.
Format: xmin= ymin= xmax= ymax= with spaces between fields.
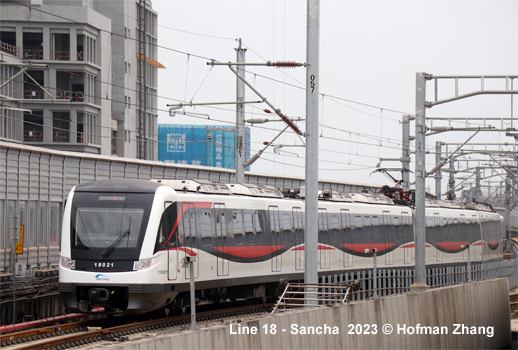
xmin=94 ymin=262 xmax=114 ymax=268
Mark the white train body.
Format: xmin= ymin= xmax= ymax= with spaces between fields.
xmin=58 ymin=179 xmax=504 ymax=314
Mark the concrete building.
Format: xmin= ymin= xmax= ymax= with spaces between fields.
xmin=0 ymin=0 xmax=161 ymax=160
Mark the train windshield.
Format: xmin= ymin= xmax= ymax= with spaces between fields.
xmin=75 ymin=207 xmax=143 ymax=249
xmin=70 ymin=192 xmax=154 ymax=259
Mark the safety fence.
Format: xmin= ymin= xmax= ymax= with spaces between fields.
xmin=272 ymin=256 xmax=518 ymax=312
xmin=318 ymin=257 xmax=518 ymax=304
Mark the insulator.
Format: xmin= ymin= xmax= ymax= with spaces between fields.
xmin=271 ymin=61 xmax=302 ymax=68
xmin=263 ymin=109 xmax=272 ymax=114
xmin=247 ymin=118 xmax=269 ymax=124
xmin=246 ymin=153 xmax=261 ymax=166
xmin=430 ymin=126 xmax=451 ymax=132
xmin=279 ymin=113 xmax=302 ymax=135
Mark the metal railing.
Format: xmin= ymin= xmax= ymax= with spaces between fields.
xmin=23 ymin=49 xmax=43 ymax=60
xmin=272 ymin=281 xmax=358 ymax=313
xmin=0 ymin=41 xmax=18 ymax=56
xmin=274 ymin=255 xmax=518 ymax=310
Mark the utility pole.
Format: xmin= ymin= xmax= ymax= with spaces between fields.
xmin=235 ymin=39 xmax=246 ymax=183
xmin=412 ymin=72 xmax=429 ymax=291
xmin=435 ymin=141 xmax=443 ymax=199
xmin=401 ymin=115 xmax=412 ymax=192
xmin=305 ymin=0 xmax=320 ymax=306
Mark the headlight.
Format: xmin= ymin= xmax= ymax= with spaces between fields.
xmin=60 ymin=257 xmax=75 ymax=269
xmin=133 ymin=259 xmax=152 ymax=271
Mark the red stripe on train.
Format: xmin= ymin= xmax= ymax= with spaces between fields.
xmin=291 ymin=244 xmax=335 ymax=251
xmin=213 ymin=245 xmax=285 ymax=258
xmin=435 ymin=242 xmax=469 ymax=250
xmin=401 ymin=243 xmax=433 ymax=248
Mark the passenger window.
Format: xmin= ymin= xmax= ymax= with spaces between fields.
xmin=199 ymin=210 xmax=212 ymax=246
xmin=293 ymin=207 xmax=303 ymax=230
xmin=354 ymin=215 xmax=363 ymax=228
xmin=255 ymin=212 xmax=264 ymax=243
xmin=402 ymin=212 xmax=410 ymax=225
xmin=154 ymin=202 xmax=175 ymax=252
xmin=232 ymin=210 xmax=244 ymax=245
xmin=281 ymin=213 xmax=292 ymax=243
xmin=318 ymin=210 xmax=328 ymax=231
xmin=244 ymin=212 xmax=255 ymax=244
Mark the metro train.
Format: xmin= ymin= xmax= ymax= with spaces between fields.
xmin=58 ymin=179 xmax=505 ymax=315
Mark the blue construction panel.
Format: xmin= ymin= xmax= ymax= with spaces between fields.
xmin=158 ymin=125 xmax=250 ymax=171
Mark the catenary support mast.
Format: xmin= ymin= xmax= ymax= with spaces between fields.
xmin=305 ymin=0 xmax=320 ymax=305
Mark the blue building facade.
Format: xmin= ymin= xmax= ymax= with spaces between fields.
xmin=158 ymin=125 xmax=251 ymax=171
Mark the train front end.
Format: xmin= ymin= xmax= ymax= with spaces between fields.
xmin=58 ymin=179 xmax=177 ymax=314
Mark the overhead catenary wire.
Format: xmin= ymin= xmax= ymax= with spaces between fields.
xmin=8 ymin=0 xmax=512 ymax=181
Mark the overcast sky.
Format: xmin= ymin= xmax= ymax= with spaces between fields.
xmin=152 ymin=0 xmax=518 ymax=190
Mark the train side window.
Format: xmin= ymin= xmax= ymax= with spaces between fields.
xmin=371 ymin=216 xmax=379 ymax=226
xmin=363 ymin=216 xmax=371 ymax=227
xmin=255 ymin=212 xmax=264 ymax=243
xmin=393 ymin=216 xmax=400 ymax=226
xmin=232 ymin=210 xmax=244 ymax=245
xmin=434 ymin=213 xmax=440 ymax=227
xmin=472 ymin=215 xmax=478 ymax=224
xmin=155 ymin=202 xmax=175 ymax=252
xmin=293 ymin=207 xmax=303 ymax=230
xmin=181 ymin=203 xmax=196 ymax=246
xmin=244 ymin=212 xmax=255 ymax=244
xmin=199 ymin=210 xmax=212 ymax=246
xmin=354 ymin=215 xmax=363 ymax=228
xmin=401 ymin=212 xmax=410 ymax=225
xmin=329 ymin=214 xmax=340 ymax=243
xmin=341 ymin=209 xmax=351 ymax=229
xmin=318 ymin=209 xmax=329 ymax=232
xmin=426 ymin=217 xmax=433 ymax=227
xmin=281 ymin=213 xmax=292 ymax=244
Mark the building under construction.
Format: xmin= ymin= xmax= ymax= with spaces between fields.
xmin=0 ymin=0 xmax=163 ymax=160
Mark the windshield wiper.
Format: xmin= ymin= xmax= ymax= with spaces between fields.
xmin=102 ymin=228 xmax=131 ymax=259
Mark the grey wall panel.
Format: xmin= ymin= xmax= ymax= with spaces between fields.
xmin=0 ymin=151 xmax=6 ymax=200
xmin=124 ymin=164 xmax=140 ymax=179
xmin=79 ymin=159 xmax=98 ymax=183
xmin=162 ymin=167 xmax=177 ymax=180
xmin=38 ymin=155 xmax=50 ymax=202
xmin=18 ymin=151 xmax=30 ymax=201
xmin=7 ymin=151 xmax=20 ymax=200
xmin=95 ymin=160 xmax=111 ymax=181
xmin=139 ymin=165 xmax=153 ymax=180
xmin=50 ymin=157 xmax=64 ymax=201
xmin=110 ymin=162 xmax=127 ymax=180
xmin=64 ymin=158 xmax=80 ymax=193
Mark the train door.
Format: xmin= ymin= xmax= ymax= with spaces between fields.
xmin=341 ymin=209 xmax=352 ymax=267
xmin=293 ymin=207 xmax=304 ymax=270
xmin=269 ymin=206 xmax=281 ymax=272
xmin=382 ymin=211 xmax=393 ymax=265
xmin=163 ymin=202 xmax=177 ymax=281
xmin=214 ymin=203 xmax=229 ymax=276
xmin=181 ymin=202 xmax=199 ymax=279
xmin=318 ymin=209 xmax=330 ymax=269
